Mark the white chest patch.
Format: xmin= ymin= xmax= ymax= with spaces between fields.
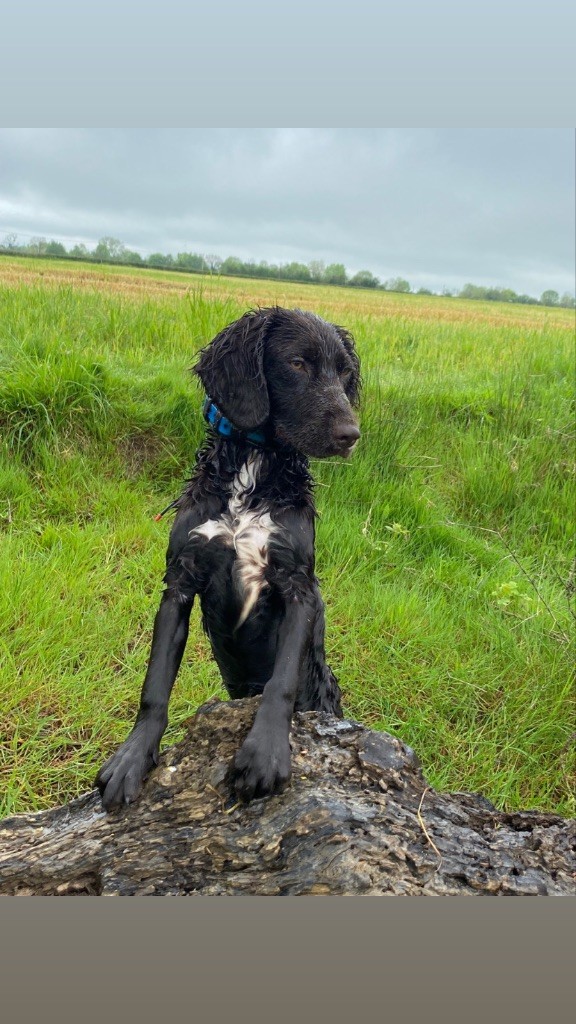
xmin=191 ymin=454 xmax=276 ymax=628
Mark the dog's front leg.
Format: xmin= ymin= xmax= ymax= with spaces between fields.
xmin=95 ymin=587 xmax=194 ymax=810
xmin=232 ymin=595 xmax=314 ymax=801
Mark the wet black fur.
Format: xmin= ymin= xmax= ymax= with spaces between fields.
xmin=95 ymin=307 xmax=361 ymax=808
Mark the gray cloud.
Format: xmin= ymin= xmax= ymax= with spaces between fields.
xmin=0 ymin=129 xmax=573 ymax=296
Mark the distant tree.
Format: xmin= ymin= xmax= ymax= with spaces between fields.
xmin=28 ymin=236 xmax=48 ymax=255
xmin=123 ymin=249 xmax=143 ymax=264
xmin=244 ymin=261 xmax=260 ymax=277
xmin=384 ymin=277 xmax=410 ymax=293
xmin=349 ymin=269 xmax=379 ymax=289
xmin=147 ymin=252 xmax=174 ymax=269
xmin=540 ymin=290 xmax=560 ymax=306
xmin=324 ymin=263 xmax=347 ymax=286
xmin=69 ymin=243 xmax=89 ymax=259
xmin=461 ymin=282 xmax=541 ymax=305
xmin=479 ymin=286 xmax=515 ymax=303
xmin=256 ymin=261 xmax=279 ymax=279
xmin=281 ymin=262 xmax=311 ymax=282
xmin=308 ymin=259 xmax=325 ymax=282
xmin=2 ymin=232 xmax=19 ymax=250
xmin=220 ymin=256 xmax=245 ymax=276
xmin=204 ymin=254 xmax=222 ymax=274
xmin=45 ymin=240 xmax=67 ymax=256
xmin=498 ymin=288 xmax=518 ymax=303
xmin=176 ymin=252 xmax=207 ymax=272
xmin=93 ymin=237 xmax=126 ymax=261
xmin=460 ymin=283 xmax=487 ymax=300
xmin=416 ymin=287 xmax=433 ymax=295
xmin=559 ymin=292 xmax=575 ymax=308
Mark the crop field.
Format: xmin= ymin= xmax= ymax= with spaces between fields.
xmin=0 ymin=255 xmax=574 ymax=817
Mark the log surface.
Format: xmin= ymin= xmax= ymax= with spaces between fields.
xmin=1 ymin=699 xmax=574 ymax=895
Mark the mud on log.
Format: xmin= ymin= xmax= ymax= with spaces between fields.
xmin=1 ymin=699 xmax=574 ymax=895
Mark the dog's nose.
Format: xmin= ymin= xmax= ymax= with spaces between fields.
xmin=335 ymin=423 xmax=361 ymax=447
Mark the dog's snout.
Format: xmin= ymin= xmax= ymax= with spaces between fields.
xmin=335 ymin=422 xmax=361 ymax=448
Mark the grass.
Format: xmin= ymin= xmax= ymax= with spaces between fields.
xmin=0 ymin=254 xmax=574 ymax=817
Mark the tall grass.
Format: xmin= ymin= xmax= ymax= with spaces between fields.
xmin=1 ymin=257 xmax=574 ymax=817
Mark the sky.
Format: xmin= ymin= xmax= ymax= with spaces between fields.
xmin=0 ymin=128 xmax=574 ymax=297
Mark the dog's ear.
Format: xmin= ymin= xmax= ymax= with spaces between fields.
xmin=194 ymin=308 xmax=272 ymax=430
xmin=334 ymin=325 xmax=361 ymax=407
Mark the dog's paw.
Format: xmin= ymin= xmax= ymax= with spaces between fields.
xmin=232 ymin=730 xmax=292 ymax=803
xmin=95 ymin=735 xmax=158 ymax=811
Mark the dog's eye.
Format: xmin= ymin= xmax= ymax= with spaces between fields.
xmin=289 ymin=357 xmax=306 ymax=371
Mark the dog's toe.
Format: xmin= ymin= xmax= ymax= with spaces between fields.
xmin=95 ymin=737 xmax=156 ymax=811
xmin=232 ymin=733 xmax=291 ymax=803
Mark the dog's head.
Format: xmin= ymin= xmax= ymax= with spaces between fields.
xmin=194 ymin=307 xmax=361 ymax=458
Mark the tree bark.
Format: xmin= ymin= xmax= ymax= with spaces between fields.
xmin=0 ymin=699 xmax=574 ymax=895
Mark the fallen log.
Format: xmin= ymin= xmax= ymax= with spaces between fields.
xmin=1 ymin=698 xmax=574 ymax=895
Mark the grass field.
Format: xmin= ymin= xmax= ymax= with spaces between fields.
xmin=1 ymin=254 xmax=574 ymax=818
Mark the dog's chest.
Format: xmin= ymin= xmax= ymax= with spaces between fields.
xmin=191 ymin=455 xmax=276 ymax=627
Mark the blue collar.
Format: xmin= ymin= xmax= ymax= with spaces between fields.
xmin=202 ymin=397 xmax=267 ymax=445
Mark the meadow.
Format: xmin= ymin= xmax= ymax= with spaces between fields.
xmin=0 ymin=255 xmax=574 ymax=817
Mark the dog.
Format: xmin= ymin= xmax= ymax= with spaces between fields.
xmin=95 ymin=306 xmax=361 ymax=809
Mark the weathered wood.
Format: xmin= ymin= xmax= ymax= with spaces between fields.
xmin=1 ymin=699 xmax=574 ymax=895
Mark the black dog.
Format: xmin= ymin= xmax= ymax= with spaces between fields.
xmin=96 ymin=306 xmax=361 ymax=809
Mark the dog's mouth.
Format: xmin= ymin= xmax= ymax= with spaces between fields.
xmin=340 ymin=437 xmax=360 ymax=456
xmin=327 ymin=438 xmax=360 ymax=458
xmin=271 ymin=421 xmax=360 ymax=460
xmin=307 ymin=432 xmax=361 ymax=460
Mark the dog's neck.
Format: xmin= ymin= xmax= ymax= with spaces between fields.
xmin=202 ymin=397 xmax=268 ymax=448
xmin=186 ymin=426 xmax=315 ymax=516
xmin=159 ymin=397 xmax=317 ymax=519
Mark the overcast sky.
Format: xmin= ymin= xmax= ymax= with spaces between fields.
xmin=0 ymin=129 xmax=574 ymax=297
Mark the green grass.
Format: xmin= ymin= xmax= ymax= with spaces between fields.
xmin=1 ymin=255 xmax=574 ymax=817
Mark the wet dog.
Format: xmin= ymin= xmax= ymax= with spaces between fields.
xmin=96 ymin=307 xmax=360 ymax=808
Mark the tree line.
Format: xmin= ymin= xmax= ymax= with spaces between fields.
xmin=1 ymin=233 xmax=573 ymax=308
